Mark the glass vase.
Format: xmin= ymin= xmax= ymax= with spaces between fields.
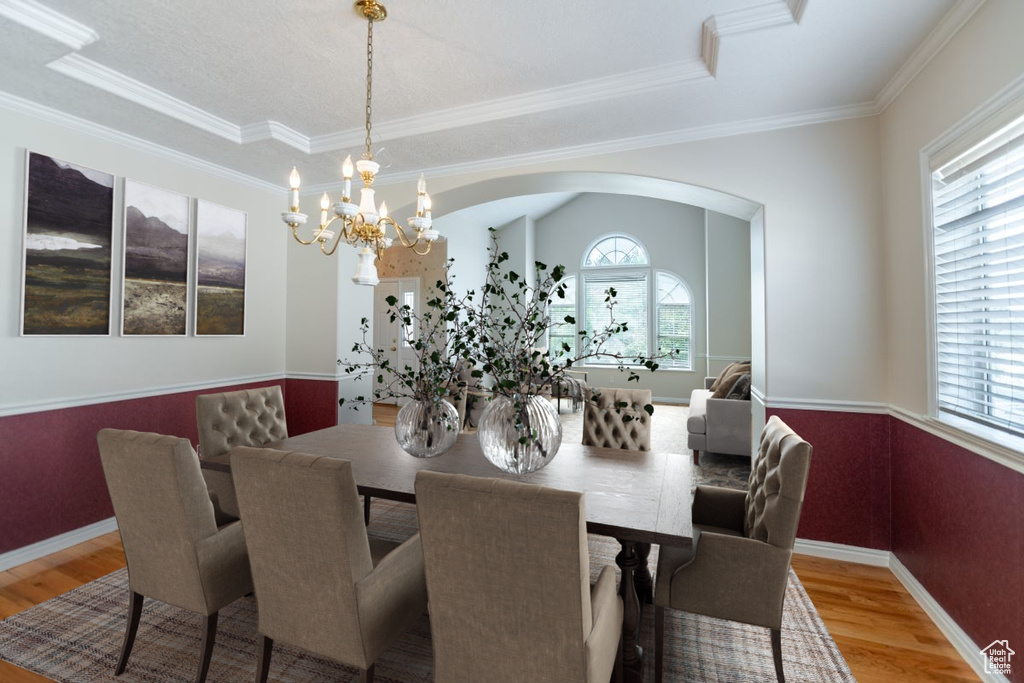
xmin=394 ymin=398 xmax=460 ymax=458
xmin=478 ymin=394 xmax=562 ymax=475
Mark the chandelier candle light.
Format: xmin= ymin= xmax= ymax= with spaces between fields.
xmin=281 ymin=0 xmax=438 ymax=286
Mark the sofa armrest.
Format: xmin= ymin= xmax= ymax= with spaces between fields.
xmin=704 ymin=376 xmax=716 ymax=390
xmin=691 ymin=485 xmax=747 ymax=533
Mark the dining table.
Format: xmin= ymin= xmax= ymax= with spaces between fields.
xmin=201 ymin=422 xmax=694 ymax=683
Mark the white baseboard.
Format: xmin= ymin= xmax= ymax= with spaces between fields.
xmin=0 ymin=517 xmax=118 ymax=572
xmin=793 ymin=538 xmax=891 ymax=566
xmin=889 ymin=555 xmax=1007 ymax=682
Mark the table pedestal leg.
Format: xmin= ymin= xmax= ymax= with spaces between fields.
xmin=615 ymin=540 xmax=643 ymax=683
xmin=635 ymin=542 xmax=653 ymax=604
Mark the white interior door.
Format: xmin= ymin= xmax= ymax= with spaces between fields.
xmin=373 ymin=278 xmax=420 ymax=404
xmin=373 ymin=280 xmax=401 ymax=404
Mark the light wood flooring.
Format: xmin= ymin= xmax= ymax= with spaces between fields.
xmin=0 ymin=406 xmax=979 ymax=682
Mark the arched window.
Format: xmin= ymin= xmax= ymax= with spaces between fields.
xmin=568 ymin=234 xmax=693 ymax=369
xmin=656 ymin=272 xmax=692 ymax=368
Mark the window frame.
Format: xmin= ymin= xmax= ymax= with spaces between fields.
xmin=567 ymin=233 xmax=694 ymax=370
xmin=923 ymin=96 xmax=1024 ymax=460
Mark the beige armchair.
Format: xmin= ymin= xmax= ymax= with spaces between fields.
xmin=415 ymin=470 xmax=622 ymax=683
xmin=653 ymin=415 xmax=812 ymax=683
xmin=582 ymin=387 xmax=652 ymax=451
xmin=232 ymin=448 xmax=428 ymax=683
xmin=195 ymin=385 xmax=288 ymax=520
xmin=96 ymin=429 xmax=253 ymax=683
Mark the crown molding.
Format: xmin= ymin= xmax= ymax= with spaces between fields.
xmin=239 ymin=120 xmax=310 ymax=152
xmin=0 ymin=0 xmax=98 ymax=50
xmin=0 ymin=89 xmax=280 ymax=193
xmin=305 ymin=100 xmax=876 ymax=193
xmin=47 ymin=53 xmax=241 ymax=142
xmin=701 ymin=0 xmax=805 ymax=77
xmin=873 ymin=0 xmax=987 ymax=112
xmin=310 ymin=59 xmax=713 ymax=154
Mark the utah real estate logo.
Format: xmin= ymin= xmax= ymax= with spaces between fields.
xmin=980 ymin=640 xmax=1014 ymax=676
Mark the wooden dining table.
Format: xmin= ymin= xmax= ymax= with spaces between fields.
xmin=201 ymin=423 xmax=694 ymax=683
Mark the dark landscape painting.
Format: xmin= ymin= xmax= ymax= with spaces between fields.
xmin=122 ymin=180 xmax=190 ymax=335
xmin=21 ymin=152 xmax=115 ymax=335
xmin=195 ymin=199 xmax=246 ymax=336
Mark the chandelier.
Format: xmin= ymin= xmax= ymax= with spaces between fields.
xmin=281 ymin=0 xmax=438 ymax=286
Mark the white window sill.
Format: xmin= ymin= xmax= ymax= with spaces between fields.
xmin=575 ymin=364 xmax=695 ymax=373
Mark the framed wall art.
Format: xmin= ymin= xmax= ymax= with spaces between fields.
xmin=20 ymin=151 xmax=115 ymax=336
xmin=194 ymin=199 xmax=247 ymax=336
xmin=121 ymin=179 xmax=191 ymax=336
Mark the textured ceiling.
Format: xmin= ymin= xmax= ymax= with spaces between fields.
xmin=0 ymin=0 xmax=973 ymax=190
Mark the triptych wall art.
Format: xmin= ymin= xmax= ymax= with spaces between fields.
xmin=19 ymin=151 xmax=247 ymax=337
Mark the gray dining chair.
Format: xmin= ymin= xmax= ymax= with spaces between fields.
xmin=415 ymin=470 xmax=623 ymax=683
xmin=232 ymin=447 xmax=428 ymax=683
xmin=582 ymin=387 xmax=652 ymax=451
xmin=96 ymin=429 xmax=253 ymax=683
xmin=195 ymin=385 xmax=288 ymax=521
xmin=653 ymin=415 xmax=812 ymax=683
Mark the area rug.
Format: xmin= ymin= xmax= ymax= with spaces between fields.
xmin=0 ymin=501 xmax=853 ymax=682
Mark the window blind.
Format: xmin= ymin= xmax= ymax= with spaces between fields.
xmin=932 ymin=115 xmax=1024 ymax=437
xmin=584 ymin=273 xmax=648 ymax=363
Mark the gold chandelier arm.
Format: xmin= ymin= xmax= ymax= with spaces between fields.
xmin=319 ymin=227 xmax=350 ymax=256
xmin=292 ymin=220 xmax=332 ymax=246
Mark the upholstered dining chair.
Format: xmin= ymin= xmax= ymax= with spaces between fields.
xmin=195 ymin=385 xmax=288 ymax=521
xmin=582 ymin=387 xmax=652 ymax=451
xmin=415 ymin=470 xmax=623 ymax=683
xmin=653 ymin=415 xmax=812 ymax=683
xmin=232 ymin=448 xmax=428 ymax=683
xmin=96 ymin=429 xmax=253 ymax=683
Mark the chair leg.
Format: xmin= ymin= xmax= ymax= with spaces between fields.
xmin=195 ymin=613 xmax=218 ymax=683
xmin=693 ymin=450 xmax=700 ymax=466
xmin=614 ymin=632 xmax=623 ymax=683
xmin=364 ymin=495 xmax=372 ymax=526
xmin=360 ymin=663 xmax=375 ymax=683
xmin=115 ymin=591 xmax=144 ymax=675
xmin=771 ymin=627 xmax=785 ymax=683
xmin=255 ymin=634 xmax=273 ymax=683
xmin=654 ymin=605 xmax=665 ymax=683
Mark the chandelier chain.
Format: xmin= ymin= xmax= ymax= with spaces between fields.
xmin=364 ymin=17 xmax=374 ymax=160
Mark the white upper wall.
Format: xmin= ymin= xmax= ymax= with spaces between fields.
xmin=0 ymin=105 xmax=287 ymax=414
xmin=373 ymin=114 xmax=886 ymax=404
xmin=881 ymin=0 xmax=1024 ymax=415
xmin=706 ymin=211 xmax=753 ymax=377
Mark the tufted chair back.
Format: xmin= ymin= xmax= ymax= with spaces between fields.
xmin=195 ymin=386 xmax=288 ymax=460
xmin=582 ymin=387 xmax=652 ymax=451
xmin=743 ymin=415 xmax=812 ymax=549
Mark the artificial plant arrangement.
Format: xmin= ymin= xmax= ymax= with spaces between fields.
xmin=468 ymin=229 xmax=673 ymax=473
xmin=337 ymin=261 xmax=476 ymax=458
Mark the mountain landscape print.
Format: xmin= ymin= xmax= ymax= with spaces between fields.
xmin=122 ymin=180 xmax=190 ymax=335
xmin=195 ymin=199 xmax=246 ymax=335
xmin=21 ymin=152 xmax=114 ymax=335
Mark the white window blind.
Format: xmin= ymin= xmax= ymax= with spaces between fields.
xmin=584 ymin=273 xmax=648 ymax=363
xmin=932 ymin=114 xmax=1024 ymax=437
xmin=548 ymin=276 xmax=576 ymax=357
xmin=656 ymin=272 xmax=692 ymax=368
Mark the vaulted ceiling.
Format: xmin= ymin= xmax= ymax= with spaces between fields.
xmin=0 ymin=0 xmax=981 ymax=190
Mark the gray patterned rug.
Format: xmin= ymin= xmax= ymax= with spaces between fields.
xmin=0 ymin=500 xmax=853 ymax=683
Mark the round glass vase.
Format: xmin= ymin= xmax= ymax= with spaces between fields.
xmin=393 ymin=398 xmax=460 ymax=458
xmin=478 ymin=394 xmax=562 ymax=475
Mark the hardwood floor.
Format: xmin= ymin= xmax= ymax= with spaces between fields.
xmin=0 ymin=410 xmax=979 ymax=682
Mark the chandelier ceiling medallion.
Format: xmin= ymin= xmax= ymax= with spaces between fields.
xmin=281 ymin=0 xmax=438 ymax=287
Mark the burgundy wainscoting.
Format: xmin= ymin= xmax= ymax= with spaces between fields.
xmin=0 ymin=379 xmax=284 ymax=555
xmin=891 ymin=417 xmax=1024 ymax=680
xmin=767 ymin=408 xmax=892 ymax=550
xmin=283 ymin=378 xmax=340 ymax=436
